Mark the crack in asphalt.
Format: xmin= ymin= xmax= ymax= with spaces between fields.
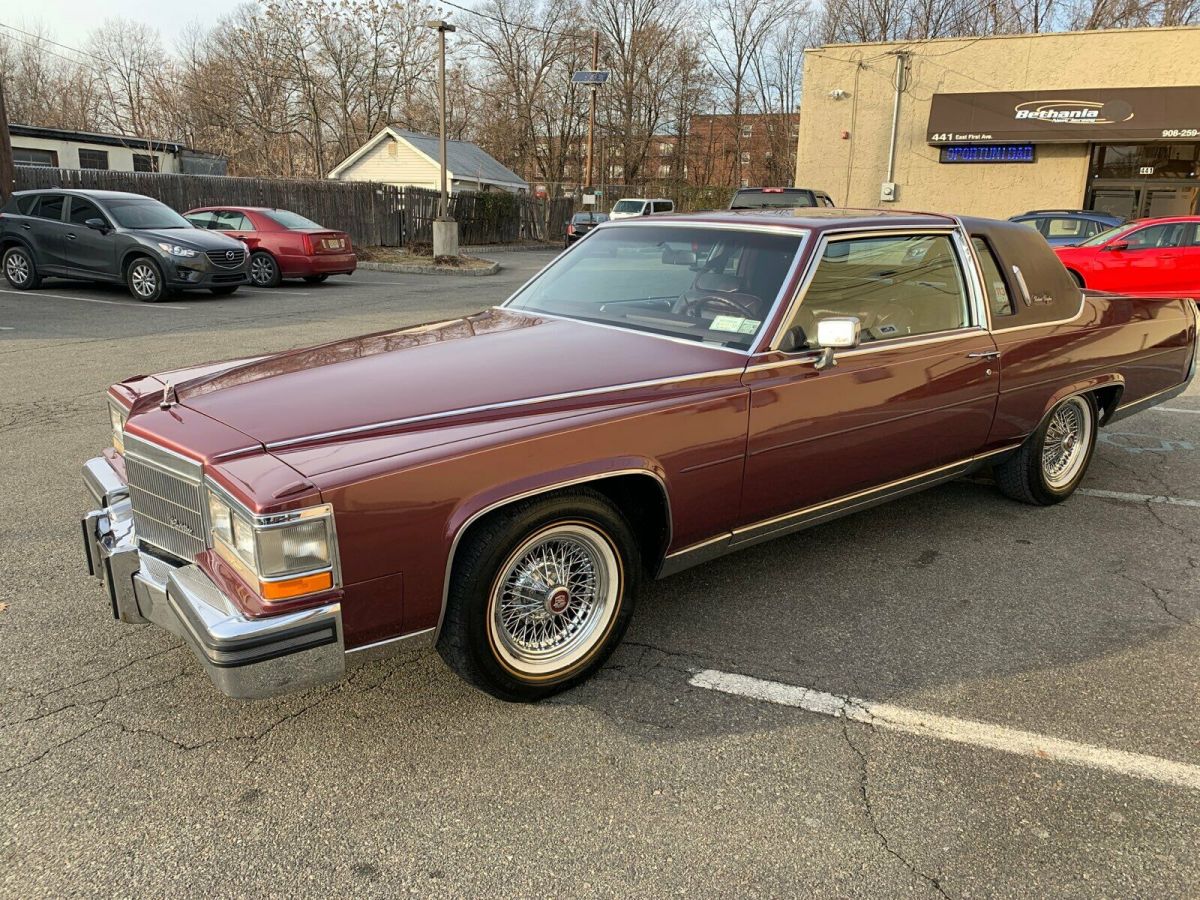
xmin=841 ymin=719 xmax=953 ymax=900
xmin=1116 ymin=572 xmax=1197 ymax=629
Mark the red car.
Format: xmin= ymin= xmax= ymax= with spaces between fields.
xmin=81 ymin=210 xmax=1198 ymax=701
xmin=183 ymin=206 xmax=356 ymax=288
xmin=1055 ymin=216 xmax=1200 ymax=298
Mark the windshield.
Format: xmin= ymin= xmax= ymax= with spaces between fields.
xmin=1076 ymin=224 xmax=1126 ymax=247
xmin=104 ymin=198 xmax=192 ymax=230
xmin=730 ymin=190 xmax=815 ymax=209
xmin=265 ymin=209 xmax=324 ymax=230
xmin=505 ymin=225 xmax=803 ymax=351
xmin=612 ymin=200 xmax=644 ymax=213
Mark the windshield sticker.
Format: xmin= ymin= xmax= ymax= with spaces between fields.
xmin=710 ymin=315 xmax=761 ymax=335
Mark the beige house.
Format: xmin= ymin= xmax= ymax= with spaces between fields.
xmin=328 ymin=127 xmax=528 ymax=193
xmin=794 ymin=26 xmax=1200 ymax=220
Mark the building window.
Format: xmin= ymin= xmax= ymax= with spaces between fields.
xmin=741 ymin=124 xmax=753 ymax=138
xmin=13 ymin=147 xmax=58 ymax=167
xmin=133 ymin=153 xmax=159 ymax=173
xmin=78 ymin=149 xmax=109 ymax=170
xmin=658 ymin=164 xmax=670 ymax=177
xmin=740 ymin=152 xmax=750 ymax=165
xmin=765 ymin=151 xmax=773 ymax=159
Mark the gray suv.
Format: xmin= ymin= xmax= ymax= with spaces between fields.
xmin=0 ymin=189 xmax=250 ymax=302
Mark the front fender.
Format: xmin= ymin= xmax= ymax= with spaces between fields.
xmin=435 ymin=457 xmax=671 ymax=641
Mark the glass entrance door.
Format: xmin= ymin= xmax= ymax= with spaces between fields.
xmin=1085 ymin=143 xmax=1200 ymax=219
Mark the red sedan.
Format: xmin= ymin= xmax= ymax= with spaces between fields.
xmin=1055 ymin=216 xmax=1200 ymax=298
xmin=183 ymin=206 xmax=356 ymax=288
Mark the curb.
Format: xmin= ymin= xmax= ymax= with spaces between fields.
xmin=460 ymin=244 xmax=560 ymax=254
xmin=358 ymin=258 xmax=501 ymax=277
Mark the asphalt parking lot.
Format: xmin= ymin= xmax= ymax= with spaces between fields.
xmin=1 ymin=253 xmax=1197 ymax=898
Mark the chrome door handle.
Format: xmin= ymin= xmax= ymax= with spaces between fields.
xmin=967 ymin=351 xmax=1000 ymax=360
xmin=66 ymin=233 xmax=77 ymax=240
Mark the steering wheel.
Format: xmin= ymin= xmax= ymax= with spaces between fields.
xmin=676 ymin=293 xmax=758 ymax=319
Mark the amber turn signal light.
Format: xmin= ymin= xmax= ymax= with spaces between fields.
xmin=260 ymin=571 xmax=333 ymax=601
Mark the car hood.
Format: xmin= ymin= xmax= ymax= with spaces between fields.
xmin=135 ymin=228 xmax=245 ymax=250
xmin=169 ymin=308 xmax=742 ymax=472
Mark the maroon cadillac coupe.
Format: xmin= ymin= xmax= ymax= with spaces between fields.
xmin=82 ymin=209 xmax=1198 ymax=701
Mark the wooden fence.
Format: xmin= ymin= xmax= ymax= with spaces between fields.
xmin=13 ymin=166 xmax=403 ymax=247
xmin=400 ymin=187 xmax=573 ymax=246
xmin=13 ymin=166 xmax=575 ymax=249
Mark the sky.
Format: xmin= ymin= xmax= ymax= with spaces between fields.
xmin=2 ymin=1 xmax=246 ymax=52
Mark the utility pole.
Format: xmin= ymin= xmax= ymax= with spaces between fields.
xmin=0 ymin=79 xmax=13 ymax=204
xmin=425 ymin=19 xmax=458 ymax=257
xmin=584 ymin=29 xmax=598 ymax=196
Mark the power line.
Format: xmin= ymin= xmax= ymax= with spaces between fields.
xmin=437 ymin=0 xmax=591 ymax=39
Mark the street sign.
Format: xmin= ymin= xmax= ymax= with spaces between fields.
xmin=572 ymin=70 xmax=610 ymax=85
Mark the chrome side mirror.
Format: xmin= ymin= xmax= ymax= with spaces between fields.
xmin=813 ymin=316 xmax=861 ymax=371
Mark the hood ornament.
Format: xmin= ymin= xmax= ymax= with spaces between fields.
xmin=160 ymin=381 xmax=177 ymax=410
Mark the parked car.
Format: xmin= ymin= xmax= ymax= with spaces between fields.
xmin=1 ymin=189 xmax=248 ymax=301
xmin=609 ymin=198 xmax=674 ymax=220
xmin=1009 ymin=209 xmax=1124 ymax=247
xmin=729 ymin=187 xmax=835 ymax=209
xmin=82 ymin=209 xmax=1197 ymax=702
xmin=1055 ymin=216 xmax=1200 ymax=296
xmin=183 ymin=206 xmax=356 ymax=288
xmin=565 ymin=211 xmax=609 ymax=246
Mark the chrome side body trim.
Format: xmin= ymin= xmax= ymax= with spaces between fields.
xmin=989 ymin=292 xmax=1087 ymax=334
xmin=657 ymin=444 xmax=1020 ymax=579
xmin=1109 ymin=380 xmax=1192 ymax=424
xmin=434 ymin=468 xmax=672 ymax=644
xmin=266 ymin=368 xmax=748 ymax=450
xmin=744 ymin=327 xmax=992 ymax=374
xmin=345 ymin=628 xmax=436 ymax=666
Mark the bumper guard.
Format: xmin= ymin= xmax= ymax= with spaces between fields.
xmin=81 ymin=456 xmax=345 ymax=699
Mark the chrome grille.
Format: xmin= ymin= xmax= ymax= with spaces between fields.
xmin=206 ymin=248 xmax=246 ymax=269
xmin=124 ymin=434 xmax=206 ymax=562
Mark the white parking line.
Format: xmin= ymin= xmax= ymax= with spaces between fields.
xmin=238 ymin=288 xmax=312 ymax=296
xmin=1154 ymin=407 xmax=1200 ymax=415
xmin=1078 ymin=488 xmax=1200 ymax=509
xmin=0 ymin=288 xmax=189 ymax=310
xmin=689 ymin=669 xmax=1200 ymax=791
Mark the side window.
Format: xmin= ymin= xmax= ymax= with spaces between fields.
xmin=1084 ymin=220 xmax=1105 ymax=238
xmin=788 ymin=233 xmax=970 ymax=348
xmin=1045 ymin=218 xmax=1088 ymax=239
xmin=33 ymin=195 xmax=66 ymax=221
xmin=1014 ymin=218 xmax=1041 ymax=233
xmin=16 ymin=195 xmax=39 ymax=215
xmin=1124 ymin=223 xmax=1181 ymax=250
xmin=213 ymin=211 xmax=252 ymax=231
xmin=68 ymin=198 xmax=104 ymax=227
xmin=652 ymin=201 xmax=672 ymax=214
xmin=971 ymin=236 xmax=1015 ymax=318
xmin=185 ymin=211 xmax=216 ymax=229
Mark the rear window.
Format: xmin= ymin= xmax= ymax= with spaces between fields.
xmin=571 ymin=212 xmax=607 ymax=224
xmin=730 ymin=189 xmax=815 ymax=209
xmin=263 ymin=209 xmax=324 ymax=230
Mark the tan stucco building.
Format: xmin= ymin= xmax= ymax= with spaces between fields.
xmin=795 ymin=27 xmax=1200 ymax=220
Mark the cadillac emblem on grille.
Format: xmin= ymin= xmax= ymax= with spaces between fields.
xmin=168 ymin=516 xmax=195 ymax=536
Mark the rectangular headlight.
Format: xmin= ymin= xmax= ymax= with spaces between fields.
xmin=109 ymin=403 xmax=128 ymax=454
xmin=206 ymin=485 xmax=338 ymax=602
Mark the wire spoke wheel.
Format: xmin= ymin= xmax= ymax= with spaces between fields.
xmin=487 ymin=522 xmax=620 ymax=678
xmin=1041 ymin=396 xmax=1092 ymax=489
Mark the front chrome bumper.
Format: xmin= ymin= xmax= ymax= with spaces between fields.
xmin=81 ymin=456 xmax=345 ymax=700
